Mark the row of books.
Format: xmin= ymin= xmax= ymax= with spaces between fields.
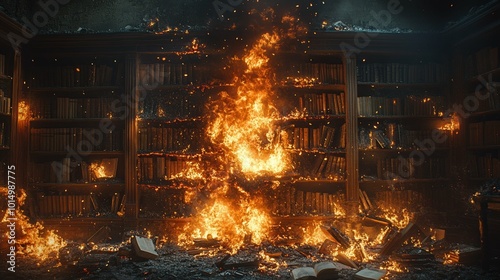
xmin=372 ymin=157 xmax=447 ymax=179
xmin=468 ymin=154 xmax=500 ymax=178
xmin=138 ymin=127 xmax=201 ymax=152
xmin=357 ymin=62 xmax=445 ymax=84
xmin=139 ymin=187 xmax=187 ymax=218
xmin=0 ymin=122 xmax=8 ymax=147
xmin=31 ymin=97 xmax=118 ymax=119
xmin=30 ymin=128 xmax=123 ymax=152
xmin=359 ymin=125 xmax=450 ymax=149
xmin=474 ymin=86 xmax=500 ymax=112
xmin=310 ymin=155 xmax=346 ymax=179
xmin=138 ymin=93 xmax=204 ymax=120
xmin=0 ymin=89 xmax=11 ymax=115
xmin=375 ymin=190 xmax=423 ymax=211
xmin=139 ymin=62 xmax=222 ymax=86
xmin=0 ymin=54 xmax=5 ymax=76
xmin=266 ymin=185 xmax=346 ymax=216
xmin=357 ymin=95 xmax=444 ymax=116
xmin=469 ymin=120 xmax=500 ymax=146
xmin=31 ymin=63 xmax=124 ymax=87
xmin=29 ymin=159 xmax=120 ymax=184
xmin=282 ymin=124 xmax=346 ymax=151
xmin=464 ymin=46 xmax=499 ymax=78
xmin=35 ymin=192 xmax=125 ymax=217
xmin=290 ymin=92 xmax=346 ymax=116
xmin=279 ymin=63 xmax=345 ymax=85
xmin=137 ymin=157 xmax=197 ymax=182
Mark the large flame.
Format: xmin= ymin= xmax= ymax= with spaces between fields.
xmin=207 ymin=30 xmax=290 ymax=177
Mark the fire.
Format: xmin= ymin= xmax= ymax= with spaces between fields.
xmin=380 ymin=207 xmax=411 ymax=229
xmin=1 ymin=188 xmax=66 ymax=263
xmin=207 ymin=30 xmax=291 ymax=177
xmin=178 ymin=196 xmax=271 ymax=252
xmin=301 ymin=222 xmax=328 ymax=245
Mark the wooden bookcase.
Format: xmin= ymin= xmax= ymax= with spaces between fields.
xmin=355 ymin=54 xmax=452 ymax=211
xmin=0 ymin=12 xmax=22 ymax=188
xmin=448 ymin=8 xmax=500 ymax=194
xmin=24 ymin=50 xmax=128 ymax=219
xmin=16 ymin=30 xmax=462 ymax=229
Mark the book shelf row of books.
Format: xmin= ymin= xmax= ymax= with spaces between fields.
xmin=139 ymin=62 xmax=222 ymax=86
xmin=30 ymin=128 xmax=123 ymax=152
xmin=464 ymin=46 xmax=499 ymax=78
xmin=357 ymin=62 xmax=445 ymax=84
xmin=30 ymin=64 xmax=124 ymax=87
xmin=137 ymin=157 xmax=197 ymax=182
xmin=267 ymin=185 xmax=346 ymax=216
xmin=474 ymin=87 xmax=500 ymax=112
xmin=139 ymin=187 xmax=187 ymax=218
xmin=370 ymin=157 xmax=448 ymax=180
xmin=282 ymin=124 xmax=346 ymax=151
xmin=286 ymin=92 xmax=345 ymax=116
xmin=35 ymin=192 xmax=125 ymax=217
xmin=359 ymin=125 xmax=450 ymax=150
xmin=468 ymin=154 xmax=500 ymax=178
xmin=138 ymin=94 xmax=204 ymax=120
xmin=0 ymin=54 xmax=5 ymax=76
xmin=0 ymin=122 xmax=8 ymax=147
xmin=29 ymin=158 xmax=120 ymax=184
xmin=357 ymin=95 xmax=444 ymax=116
xmin=374 ymin=190 xmax=423 ymax=211
xmin=30 ymin=97 xmax=118 ymax=119
xmin=278 ymin=63 xmax=345 ymax=85
xmin=138 ymin=127 xmax=201 ymax=152
xmin=0 ymin=89 xmax=11 ymax=115
xmin=309 ymin=155 xmax=346 ymax=180
xmin=469 ymin=120 xmax=500 ymax=146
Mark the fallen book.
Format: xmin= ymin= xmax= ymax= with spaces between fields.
xmin=291 ymin=261 xmax=340 ymax=280
xmin=354 ymin=268 xmax=387 ymax=280
xmin=131 ymin=236 xmax=159 ymax=260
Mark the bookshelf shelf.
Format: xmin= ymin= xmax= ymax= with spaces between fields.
xmin=277 ymin=84 xmax=346 ymax=91
xmin=359 ymin=147 xmax=450 ymax=153
xmin=357 ymin=82 xmax=443 ymax=88
xmin=468 ymin=145 xmax=500 ymax=151
xmin=29 ymin=86 xmax=122 ymax=94
xmin=30 ymin=118 xmax=124 ymax=128
xmin=30 ymin=151 xmax=123 ymax=157
xmin=0 ymin=146 xmax=9 ymax=151
xmin=287 ymin=149 xmax=346 ymax=155
xmin=31 ymin=183 xmax=125 ymax=193
xmin=469 ymin=109 xmax=500 ymax=119
xmin=0 ymin=112 xmax=11 ymax=117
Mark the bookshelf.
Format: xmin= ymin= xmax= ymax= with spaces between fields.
xmin=0 ymin=13 xmax=23 ymax=188
xmin=356 ymin=56 xmax=452 ymax=210
xmin=24 ymin=53 xmax=127 ymax=219
xmin=451 ymin=19 xmax=500 ymax=191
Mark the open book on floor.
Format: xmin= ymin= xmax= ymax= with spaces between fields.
xmin=354 ymin=268 xmax=387 ymax=280
xmin=291 ymin=261 xmax=340 ymax=280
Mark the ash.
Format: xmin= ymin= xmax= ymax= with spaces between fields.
xmin=7 ymin=240 xmax=500 ymax=280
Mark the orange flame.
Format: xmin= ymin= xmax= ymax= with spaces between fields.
xmin=1 ymin=188 xmax=66 ymax=262
xmin=207 ymin=30 xmax=291 ymax=177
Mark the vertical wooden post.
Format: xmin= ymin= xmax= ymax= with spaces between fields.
xmin=124 ymin=53 xmax=138 ymax=220
xmin=344 ymin=54 xmax=359 ymax=207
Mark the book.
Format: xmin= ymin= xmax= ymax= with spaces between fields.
xmin=354 ymin=268 xmax=387 ymax=280
xmin=131 ymin=236 xmax=159 ymax=260
xmin=291 ymin=262 xmax=340 ymax=280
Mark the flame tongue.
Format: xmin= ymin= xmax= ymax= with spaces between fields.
xmin=207 ymin=31 xmax=289 ymax=177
